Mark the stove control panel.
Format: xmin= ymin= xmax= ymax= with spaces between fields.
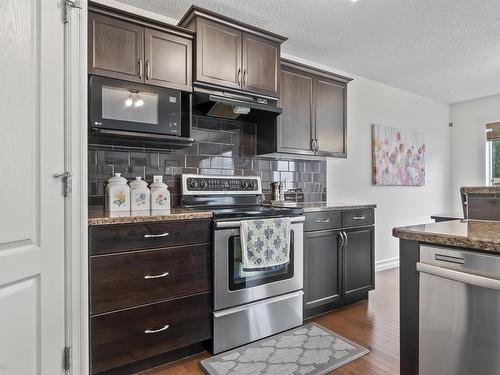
xmin=182 ymin=174 xmax=261 ymax=195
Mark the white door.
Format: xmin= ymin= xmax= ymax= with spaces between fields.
xmin=0 ymin=1 xmax=66 ymax=375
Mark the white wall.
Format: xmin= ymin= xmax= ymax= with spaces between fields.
xmin=284 ymin=54 xmax=452 ymax=268
xmin=450 ymin=94 xmax=500 ymax=210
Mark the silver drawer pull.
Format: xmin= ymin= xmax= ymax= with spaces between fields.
xmin=144 ymin=272 xmax=170 ymax=279
xmin=316 ymin=219 xmax=330 ymax=223
xmin=144 ymin=324 xmax=169 ymax=334
xmin=353 ymin=216 xmax=365 ymax=220
xmin=144 ymin=232 xmax=169 ymax=238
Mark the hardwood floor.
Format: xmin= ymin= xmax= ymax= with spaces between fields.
xmin=140 ymin=268 xmax=399 ymax=375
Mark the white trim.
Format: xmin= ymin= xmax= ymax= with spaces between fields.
xmin=65 ymin=0 xmax=88 ymax=374
xmin=375 ymin=257 xmax=399 ymax=272
xmin=91 ymin=0 xmax=179 ymax=26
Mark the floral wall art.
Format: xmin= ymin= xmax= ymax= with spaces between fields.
xmin=372 ymin=124 xmax=425 ymax=186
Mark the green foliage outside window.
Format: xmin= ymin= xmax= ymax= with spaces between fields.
xmin=493 ymin=140 xmax=500 ymax=180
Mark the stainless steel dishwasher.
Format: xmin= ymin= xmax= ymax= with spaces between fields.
xmin=417 ymin=246 xmax=500 ymax=375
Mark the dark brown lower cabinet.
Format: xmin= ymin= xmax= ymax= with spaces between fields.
xmin=91 ymin=293 xmax=211 ymax=374
xmin=89 ymin=219 xmax=212 ymax=374
xmin=343 ymin=227 xmax=375 ymax=297
xmin=304 ymin=209 xmax=375 ymax=319
xmin=304 ymin=230 xmax=342 ymax=310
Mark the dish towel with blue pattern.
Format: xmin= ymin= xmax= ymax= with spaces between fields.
xmin=240 ymin=217 xmax=291 ymax=270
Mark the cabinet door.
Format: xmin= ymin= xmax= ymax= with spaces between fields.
xmin=242 ymin=33 xmax=280 ymax=96
xmin=343 ymin=227 xmax=375 ymax=297
xmin=277 ymin=67 xmax=315 ymax=155
xmin=144 ymin=29 xmax=192 ymax=91
xmin=196 ymin=19 xmax=242 ymax=89
xmin=88 ymin=13 xmax=144 ymax=82
xmin=304 ymin=230 xmax=342 ymax=310
xmin=314 ymin=77 xmax=347 ymax=157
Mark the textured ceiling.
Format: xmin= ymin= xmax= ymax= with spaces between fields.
xmin=115 ymin=0 xmax=500 ymax=104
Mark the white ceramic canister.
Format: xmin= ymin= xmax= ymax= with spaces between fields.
xmin=129 ymin=176 xmax=151 ymax=211
xmin=150 ymin=175 xmax=170 ymax=210
xmin=105 ymin=173 xmax=130 ymax=212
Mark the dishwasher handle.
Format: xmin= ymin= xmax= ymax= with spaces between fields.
xmin=417 ymin=262 xmax=500 ymax=292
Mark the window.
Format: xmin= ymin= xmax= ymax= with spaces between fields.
xmin=488 ymin=140 xmax=500 ymax=185
xmin=486 ymin=122 xmax=500 ymax=185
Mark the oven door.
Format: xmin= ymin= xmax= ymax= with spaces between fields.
xmin=213 ymin=217 xmax=304 ymax=311
xmin=89 ymin=76 xmax=181 ymax=136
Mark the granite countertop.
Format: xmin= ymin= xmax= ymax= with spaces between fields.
xmin=271 ymin=202 xmax=376 ymax=212
xmin=461 ymin=186 xmax=500 ymax=194
xmin=88 ymin=208 xmax=213 ymax=225
xmin=393 ymin=219 xmax=500 ymax=253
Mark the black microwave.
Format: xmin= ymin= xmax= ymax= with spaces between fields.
xmin=89 ymin=76 xmax=185 ymax=136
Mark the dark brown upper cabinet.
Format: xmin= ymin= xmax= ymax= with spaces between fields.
xmin=89 ymin=11 xmax=193 ymax=91
xmin=195 ymin=18 xmax=242 ymax=90
xmin=242 ymin=33 xmax=280 ymax=97
xmin=277 ymin=66 xmax=314 ymax=155
xmin=89 ymin=12 xmax=144 ymax=82
xmin=257 ymin=59 xmax=352 ymax=158
xmin=144 ymin=29 xmax=192 ymax=91
xmin=178 ymin=6 xmax=286 ymax=97
xmin=315 ymin=76 xmax=347 ymax=157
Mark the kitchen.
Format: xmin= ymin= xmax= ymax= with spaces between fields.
xmin=1 ymin=1 xmax=500 ymax=375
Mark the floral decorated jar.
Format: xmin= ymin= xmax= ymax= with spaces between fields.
xmin=129 ymin=176 xmax=150 ymax=211
xmin=105 ymin=173 xmax=130 ymax=212
xmin=150 ymin=175 xmax=170 ymax=210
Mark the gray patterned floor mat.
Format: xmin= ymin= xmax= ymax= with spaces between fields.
xmin=200 ymin=323 xmax=369 ymax=375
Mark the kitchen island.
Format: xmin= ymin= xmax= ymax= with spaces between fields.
xmin=393 ymin=219 xmax=500 ymax=375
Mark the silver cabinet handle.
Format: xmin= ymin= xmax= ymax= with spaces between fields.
xmin=311 ymin=139 xmax=316 ymax=151
xmin=342 ymin=231 xmax=348 ymax=249
xmin=316 ymin=219 xmax=330 ymax=223
xmin=144 ymin=272 xmax=169 ymax=279
xmin=145 ymin=60 xmax=151 ymax=80
xmin=144 ymin=324 xmax=169 ymax=334
xmin=243 ymin=69 xmax=247 ymax=87
xmin=237 ymin=67 xmax=241 ymax=86
xmin=353 ymin=216 xmax=365 ymax=220
xmin=138 ymin=58 xmax=143 ymax=79
xmin=144 ymin=232 xmax=169 ymax=238
xmin=338 ymin=232 xmax=345 ymax=248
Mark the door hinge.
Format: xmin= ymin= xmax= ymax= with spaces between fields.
xmin=64 ymin=0 xmax=81 ymax=24
xmin=54 ymin=171 xmax=72 ymax=197
xmin=63 ymin=346 xmax=71 ymax=371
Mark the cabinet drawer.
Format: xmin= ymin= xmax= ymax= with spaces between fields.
xmin=90 ymin=243 xmax=210 ymax=315
xmin=304 ymin=211 xmax=342 ymax=232
xmin=89 ymin=220 xmax=211 ymax=255
xmin=342 ymin=209 xmax=374 ymax=228
xmin=90 ymin=293 xmax=211 ymax=374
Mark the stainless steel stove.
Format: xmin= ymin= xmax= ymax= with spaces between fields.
xmin=181 ymin=174 xmax=305 ymax=354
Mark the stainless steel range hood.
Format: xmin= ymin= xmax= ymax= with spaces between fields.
xmin=193 ymin=83 xmax=282 ymax=120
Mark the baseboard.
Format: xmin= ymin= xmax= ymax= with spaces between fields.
xmin=375 ymin=257 xmax=399 ymax=272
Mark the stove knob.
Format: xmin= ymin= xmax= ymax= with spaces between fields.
xmin=250 ymin=181 xmax=257 ymax=189
xmin=189 ymin=179 xmax=198 ymax=189
xmin=200 ymin=180 xmax=208 ymax=189
xmin=241 ymin=181 xmax=248 ymax=189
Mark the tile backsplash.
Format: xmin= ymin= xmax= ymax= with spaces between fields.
xmin=88 ymin=115 xmax=327 ymax=209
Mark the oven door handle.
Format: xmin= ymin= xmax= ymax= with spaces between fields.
xmin=215 ymin=216 xmax=305 ymax=229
